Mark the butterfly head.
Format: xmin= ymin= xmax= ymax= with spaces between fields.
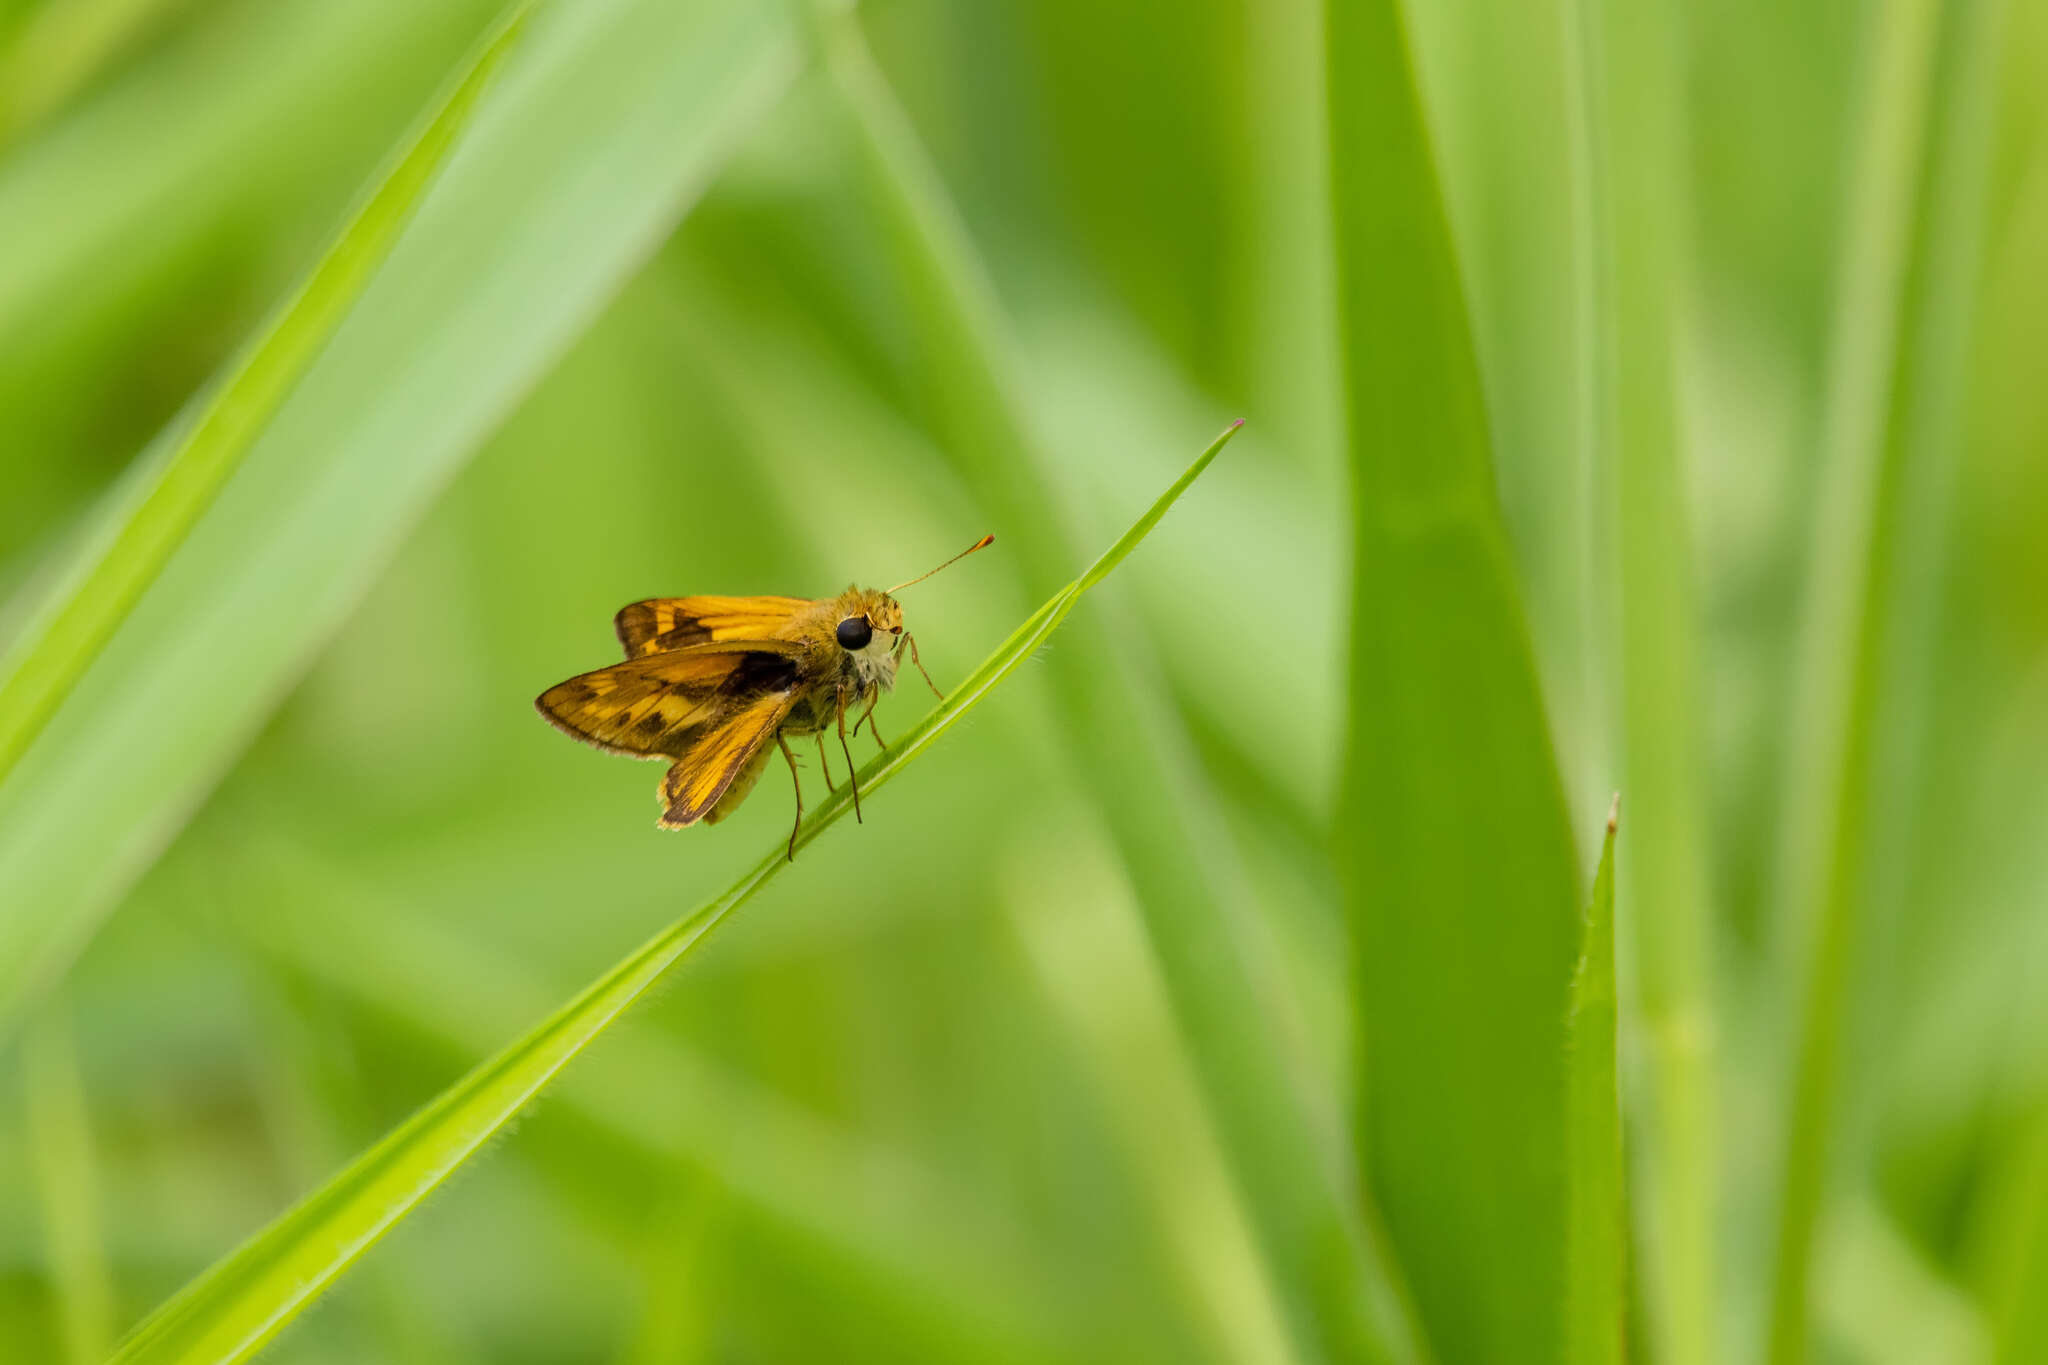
xmin=827 ymin=588 xmax=904 ymax=695
xmin=832 ymin=589 xmax=905 ymax=654
xmin=835 ymin=534 xmax=994 ymax=686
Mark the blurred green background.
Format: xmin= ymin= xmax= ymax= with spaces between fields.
xmin=1 ymin=0 xmax=2044 ymax=1362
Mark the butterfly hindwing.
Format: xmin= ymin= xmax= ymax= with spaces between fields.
xmin=534 ymin=642 xmax=802 ymax=758
xmin=615 ymin=596 xmax=812 ymax=658
xmin=703 ymin=739 xmax=777 ymax=826
xmin=658 ymin=691 xmax=797 ymax=828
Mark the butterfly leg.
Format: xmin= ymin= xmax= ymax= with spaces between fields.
xmin=813 ymin=733 xmax=837 ymax=792
xmin=904 ymin=633 xmax=944 ymax=700
xmin=856 ymin=691 xmax=888 ymax=750
xmin=776 ymin=733 xmax=804 ymax=861
xmin=837 ymin=685 xmax=863 ymax=823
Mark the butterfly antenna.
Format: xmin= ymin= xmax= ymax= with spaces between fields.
xmin=887 ymin=534 xmax=995 ymax=594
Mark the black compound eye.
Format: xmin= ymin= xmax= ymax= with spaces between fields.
xmin=836 ymin=617 xmax=873 ymax=651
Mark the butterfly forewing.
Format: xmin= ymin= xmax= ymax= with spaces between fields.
xmin=615 ymin=595 xmax=812 ymax=658
xmin=534 ymin=643 xmax=800 ymax=758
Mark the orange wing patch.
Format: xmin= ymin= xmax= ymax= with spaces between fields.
xmin=616 ymin=596 xmax=811 ymax=658
xmin=658 ymin=693 xmax=795 ymax=828
xmin=535 ymin=645 xmax=799 ymax=758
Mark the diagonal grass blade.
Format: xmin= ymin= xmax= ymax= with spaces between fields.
xmin=0 ymin=0 xmax=535 ymax=787
xmin=0 ymin=0 xmax=802 ymax=1044
xmin=107 ymin=422 xmax=1239 ymax=1365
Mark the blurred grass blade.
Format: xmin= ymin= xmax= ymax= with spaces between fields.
xmin=1817 ymin=1201 xmax=1989 ymax=1365
xmin=236 ymin=962 xmax=478 ymax=1363
xmin=24 ymin=1001 xmax=114 ymax=1365
xmin=0 ymin=0 xmax=187 ymax=146
xmin=0 ymin=0 xmax=802 ymax=1042
xmin=1566 ymin=0 xmax=1718 ymax=1354
xmin=1007 ymin=838 xmax=1302 ymax=1365
xmin=620 ymin=1172 xmax=723 ymax=1365
xmin=0 ymin=0 xmax=533 ymax=787
xmin=1566 ymin=799 xmax=1625 ymax=1365
xmin=1761 ymin=0 xmax=1941 ymax=1346
xmin=1327 ymin=0 xmax=1585 ymax=1361
xmin=1993 ymin=1103 xmax=2048 ymax=1365
xmin=0 ymin=0 xmax=500 ymax=555
xmin=217 ymin=828 xmax=1082 ymax=1365
xmin=108 ymin=423 xmax=1237 ymax=1365
xmin=813 ymin=15 xmax=1423 ymax=1363
xmin=1765 ymin=0 xmax=2006 ymax=1357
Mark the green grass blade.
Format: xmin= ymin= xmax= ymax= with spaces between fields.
xmin=218 ymin=833 xmax=1080 ymax=1365
xmin=813 ymin=16 xmax=1423 ymax=1362
xmin=1764 ymin=0 xmax=2006 ymax=1357
xmin=1009 ymin=836 xmax=1303 ymax=1365
xmin=0 ymin=0 xmax=801 ymax=1042
xmin=0 ymin=0 xmax=497 ymax=557
xmin=1818 ymin=1200 xmax=1990 ymax=1365
xmin=1566 ymin=799 xmax=1625 ymax=1365
xmin=0 ymin=0 xmax=187 ymax=146
xmin=1326 ymin=1 xmax=1586 ymax=1362
xmin=23 ymin=1001 xmax=114 ymax=1365
xmin=0 ymin=0 xmax=533 ymax=788
xmin=1566 ymin=0 xmax=1718 ymax=1354
xmin=618 ymin=1172 xmax=723 ymax=1365
xmin=1992 ymin=1103 xmax=2048 ymax=1365
xmin=235 ymin=962 xmax=479 ymax=1364
xmin=1760 ymin=0 xmax=1939 ymax=1345
xmin=106 ymin=424 xmax=1235 ymax=1365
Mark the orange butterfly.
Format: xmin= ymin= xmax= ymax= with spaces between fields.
xmin=536 ymin=536 xmax=993 ymax=859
